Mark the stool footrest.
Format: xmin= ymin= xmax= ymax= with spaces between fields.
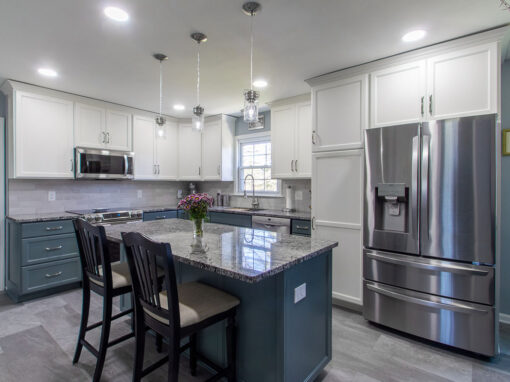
xmin=86 ymin=308 xmax=134 ymax=331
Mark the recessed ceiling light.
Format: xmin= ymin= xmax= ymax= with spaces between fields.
xmin=402 ymin=30 xmax=426 ymax=42
xmin=104 ymin=6 xmax=129 ymax=22
xmin=37 ymin=68 xmax=58 ymax=77
xmin=173 ymin=104 xmax=185 ymax=111
xmin=253 ymin=79 xmax=268 ymax=88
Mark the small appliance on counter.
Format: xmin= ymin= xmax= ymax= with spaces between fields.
xmin=188 ymin=182 xmax=197 ymax=195
xmin=283 ymin=185 xmax=295 ymax=212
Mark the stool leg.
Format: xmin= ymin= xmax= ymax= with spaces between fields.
xmin=167 ymin=336 xmax=180 ymax=382
xmin=93 ymin=294 xmax=112 ymax=382
xmin=226 ymin=314 xmax=237 ymax=382
xmin=73 ymin=284 xmax=90 ymax=364
xmin=189 ymin=333 xmax=197 ymax=376
xmin=132 ymin=307 xmax=145 ymax=382
xmin=156 ymin=333 xmax=163 ymax=353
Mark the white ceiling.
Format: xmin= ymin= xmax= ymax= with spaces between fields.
xmin=0 ymin=0 xmax=509 ymax=117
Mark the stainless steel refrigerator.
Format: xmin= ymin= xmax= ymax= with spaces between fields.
xmin=363 ymin=114 xmax=497 ymax=356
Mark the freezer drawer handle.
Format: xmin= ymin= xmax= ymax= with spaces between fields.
xmin=366 ymin=252 xmax=489 ymax=275
xmin=366 ymin=283 xmax=488 ymax=315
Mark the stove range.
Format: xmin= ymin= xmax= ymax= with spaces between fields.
xmin=66 ymin=207 xmax=143 ymax=225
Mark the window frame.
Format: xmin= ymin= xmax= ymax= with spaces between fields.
xmin=234 ymin=132 xmax=282 ymax=197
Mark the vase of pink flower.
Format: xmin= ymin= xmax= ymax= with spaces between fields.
xmin=177 ymin=193 xmax=214 ymax=237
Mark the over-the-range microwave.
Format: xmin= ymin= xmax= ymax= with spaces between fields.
xmin=75 ymin=147 xmax=134 ymax=180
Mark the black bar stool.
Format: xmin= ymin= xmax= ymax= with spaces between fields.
xmin=122 ymin=231 xmax=239 ymax=382
xmin=73 ymin=219 xmax=135 ymax=382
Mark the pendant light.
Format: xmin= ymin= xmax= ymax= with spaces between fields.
xmin=242 ymin=2 xmax=261 ymax=123
xmin=154 ymin=53 xmax=168 ymax=137
xmin=191 ymin=32 xmax=207 ymax=132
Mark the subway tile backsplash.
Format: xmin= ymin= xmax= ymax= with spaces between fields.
xmin=8 ymin=179 xmax=311 ymax=215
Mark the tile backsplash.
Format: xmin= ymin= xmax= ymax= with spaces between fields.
xmin=8 ymin=178 xmax=311 ymax=215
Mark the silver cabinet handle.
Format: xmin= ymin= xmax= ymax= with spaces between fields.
xmin=153 ymin=164 xmax=156 ymax=174
xmin=366 ymin=251 xmax=489 ymax=275
xmin=155 ymin=216 xmax=166 ymax=220
xmin=311 ymin=217 xmax=316 ymax=230
xmin=217 ymin=165 xmax=221 ymax=176
xmin=45 ymin=226 xmax=63 ymax=231
xmin=45 ymin=245 xmax=63 ymax=252
xmin=295 ymin=159 xmax=298 ymax=172
xmin=295 ymin=225 xmax=309 ymax=230
xmin=312 ymin=131 xmax=317 ymax=145
xmin=429 ymin=95 xmax=433 ymax=115
xmin=420 ymin=96 xmax=424 ymax=117
xmin=366 ymin=282 xmax=489 ymax=315
xmin=102 ymin=131 xmax=106 ymax=144
xmin=198 ymin=166 xmax=201 ymax=176
xmin=70 ymin=159 xmax=74 ymax=172
xmin=45 ymin=271 xmax=63 ymax=278
xmin=158 ymin=164 xmax=160 ymax=174
xmin=291 ymin=160 xmax=294 ymax=172
xmin=106 ymin=132 xmax=110 ymax=144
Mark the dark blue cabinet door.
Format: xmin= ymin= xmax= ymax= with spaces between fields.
xmin=143 ymin=210 xmax=178 ymax=221
xmin=209 ymin=212 xmax=252 ymax=228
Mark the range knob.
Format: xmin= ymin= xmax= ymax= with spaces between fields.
xmin=85 ymin=215 xmax=95 ymax=223
xmin=94 ymin=215 xmax=103 ymax=223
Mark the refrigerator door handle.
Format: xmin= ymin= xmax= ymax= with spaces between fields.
xmin=411 ymin=136 xmax=420 ymax=240
xmin=366 ymin=251 xmax=490 ymax=275
xmin=421 ymin=135 xmax=430 ymax=240
xmin=366 ymin=283 xmax=489 ymax=315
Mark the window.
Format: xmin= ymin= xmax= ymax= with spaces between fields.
xmin=237 ymin=134 xmax=280 ymax=195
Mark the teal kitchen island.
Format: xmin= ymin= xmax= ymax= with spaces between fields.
xmin=104 ymin=219 xmax=338 ymax=382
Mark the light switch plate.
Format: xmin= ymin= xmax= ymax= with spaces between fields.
xmin=294 ymin=283 xmax=306 ymax=304
xmin=137 ymin=190 xmax=143 ymax=199
xmin=295 ymin=191 xmax=303 ymax=201
xmin=48 ymin=191 xmax=56 ymax=201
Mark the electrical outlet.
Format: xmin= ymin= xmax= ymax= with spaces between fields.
xmin=295 ymin=191 xmax=303 ymax=201
xmin=294 ymin=283 xmax=306 ymax=304
xmin=48 ymin=191 xmax=56 ymax=201
xmin=177 ymin=189 xmax=183 ymax=199
xmin=137 ymin=190 xmax=143 ymax=199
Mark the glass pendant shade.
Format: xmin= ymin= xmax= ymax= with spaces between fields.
xmin=192 ymin=106 xmax=204 ymax=132
xmin=243 ymin=89 xmax=259 ymax=123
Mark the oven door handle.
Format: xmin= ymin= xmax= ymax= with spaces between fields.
xmin=366 ymin=283 xmax=489 ymax=314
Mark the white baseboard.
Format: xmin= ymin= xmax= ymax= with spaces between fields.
xmin=500 ymin=313 xmax=510 ymax=325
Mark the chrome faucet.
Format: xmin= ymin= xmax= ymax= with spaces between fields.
xmin=243 ymin=174 xmax=259 ymax=210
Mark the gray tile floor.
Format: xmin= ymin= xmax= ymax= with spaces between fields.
xmin=0 ymin=289 xmax=509 ymax=382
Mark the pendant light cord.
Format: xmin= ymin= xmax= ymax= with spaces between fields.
xmin=250 ymin=13 xmax=254 ymax=90
xmin=197 ymin=42 xmax=200 ymax=105
xmin=159 ymin=59 xmax=163 ymax=117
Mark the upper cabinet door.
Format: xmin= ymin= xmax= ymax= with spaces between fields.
xmin=156 ymin=120 xmax=178 ymax=180
xmin=427 ymin=42 xmax=497 ymax=120
xmin=178 ymin=123 xmax=202 ymax=180
xmin=312 ymin=74 xmax=368 ymax=152
xmin=271 ymin=104 xmax=296 ymax=178
xmin=370 ymin=61 xmax=426 ymax=128
xmin=74 ymin=102 xmax=106 ymax=149
xmin=201 ymin=119 xmax=223 ymax=181
xmin=15 ymin=91 xmax=74 ymax=178
xmin=295 ymin=102 xmax=312 ymax=177
xmin=106 ymin=109 xmax=132 ymax=151
xmin=133 ymin=115 xmax=156 ymax=180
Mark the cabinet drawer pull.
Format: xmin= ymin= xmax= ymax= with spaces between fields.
xmin=45 ymin=271 xmax=63 ymax=278
xmin=295 ymin=225 xmax=309 ymax=230
xmin=45 ymin=245 xmax=63 ymax=251
xmin=45 ymin=226 xmax=63 ymax=231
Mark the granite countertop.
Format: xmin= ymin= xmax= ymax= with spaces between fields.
xmin=104 ymin=219 xmax=337 ymax=283
xmin=6 ymin=206 xmax=311 ymax=223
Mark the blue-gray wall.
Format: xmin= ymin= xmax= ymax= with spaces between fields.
xmin=235 ymin=110 xmax=271 ymax=136
xmin=501 ymin=61 xmax=510 ymax=315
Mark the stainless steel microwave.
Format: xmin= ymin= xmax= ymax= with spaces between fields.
xmin=75 ymin=147 xmax=134 ymax=179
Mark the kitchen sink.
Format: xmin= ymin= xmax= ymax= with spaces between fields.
xmin=222 ymin=207 xmax=260 ymax=212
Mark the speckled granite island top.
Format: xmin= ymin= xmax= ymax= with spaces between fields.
xmin=104 ymin=219 xmax=337 ymax=283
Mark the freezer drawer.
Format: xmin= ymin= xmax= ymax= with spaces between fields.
xmin=363 ymin=281 xmax=496 ymax=356
xmin=363 ymin=249 xmax=494 ymax=305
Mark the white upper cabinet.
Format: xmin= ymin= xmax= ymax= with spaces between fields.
xmin=201 ymin=119 xmax=225 ymax=181
xmin=75 ymin=103 xmax=132 ymax=151
xmin=155 ymin=119 xmax=178 ymax=180
xmin=311 ymin=74 xmax=368 ymax=152
xmin=178 ymin=123 xmax=202 ymax=180
xmin=106 ymin=109 xmax=132 ymax=151
xmin=427 ymin=42 xmax=497 ymax=120
xmin=74 ymin=103 xmax=106 ymax=148
xmin=13 ymin=91 xmax=74 ymax=178
xmin=370 ymin=60 xmax=426 ymax=128
xmin=271 ymin=104 xmax=296 ymax=178
xmin=133 ymin=115 xmax=156 ymax=180
xmin=271 ymin=97 xmax=312 ymax=179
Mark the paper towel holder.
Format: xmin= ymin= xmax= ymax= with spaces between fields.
xmin=283 ymin=185 xmax=296 ymax=213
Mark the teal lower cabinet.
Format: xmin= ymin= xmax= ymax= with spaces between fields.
xmin=143 ymin=210 xmax=178 ymax=221
xmin=209 ymin=212 xmax=252 ymax=228
xmin=178 ymin=210 xmax=189 ymax=220
xmin=6 ymin=218 xmax=81 ymax=302
xmin=291 ymin=219 xmax=312 ymax=236
xmin=175 ymin=250 xmax=332 ymax=382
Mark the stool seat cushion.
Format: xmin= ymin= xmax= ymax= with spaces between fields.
xmin=89 ymin=262 xmax=132 ymax=289
xmin=144 ymin=282 xmax=240 ymax=327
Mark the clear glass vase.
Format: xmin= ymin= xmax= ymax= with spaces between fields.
xmin=192 ymin=218 xmax=204 ymax=237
